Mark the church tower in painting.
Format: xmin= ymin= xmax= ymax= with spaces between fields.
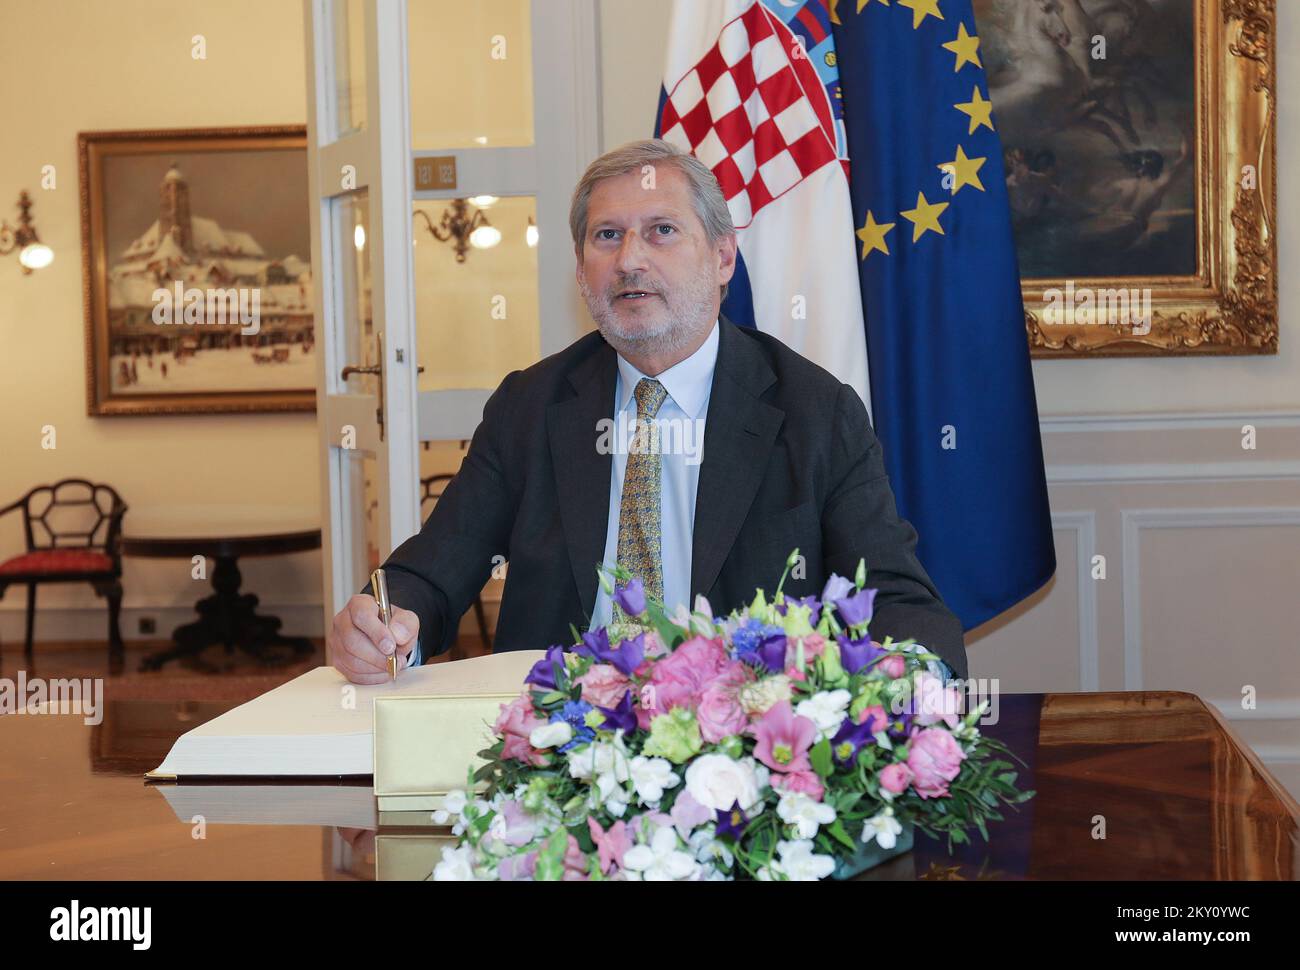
xmin=158 ymin=163 xmax=193 ymax=255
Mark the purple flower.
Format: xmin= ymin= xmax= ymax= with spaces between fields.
xmin=524 ymin=644 xmax=567 ymax=691
xmin=575 ymin=626 xmax=644 ymax=676
xmin=595 ymin=690 xmax=637 ymax=734
xmin=755 ymin=631 xmax=788 ymax=673
xmin=834 ymin=587 xmax=877 ymax=627
xmin=613 ymin=578 xmax=647 ymax=617
xmin=836 ymin=632 xmax=886 ymax=675
xmin=830 ymin=718 xmax=876 ymax=767
xmin=715 ymin=801 xmax=751 ymax=840
xmin=777 ymin=594 xmax=822 ymax=624
xmin=731 ymin=619 xmax=784 ymax=664
xmin=821 ymin=573 xmax=854 ymax=605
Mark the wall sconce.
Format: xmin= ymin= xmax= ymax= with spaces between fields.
xmin=526 ymin=216 xmax=538 ymax=249
xmin=413 ymin=198 xmax=495 ymax=263
xmin=0 ymin=191 xmax=53 ymax=273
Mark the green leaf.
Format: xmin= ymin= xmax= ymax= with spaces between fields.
xmin=645 ymin=599 xmax=686 ymax=649
xmin=826 ymin=817 xmax=857 ymax=853
xmin=809 ymin=738 xmax=834 ymax=778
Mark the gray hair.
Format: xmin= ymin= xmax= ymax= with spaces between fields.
xmin=569 ymin=139 xmax=736 ymax=302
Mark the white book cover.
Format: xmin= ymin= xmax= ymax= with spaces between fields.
xmin=147 ymin=651 xmax=545 ymax=779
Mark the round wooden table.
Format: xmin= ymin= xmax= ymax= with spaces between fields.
xmin=121 ymin=506 xmax=321 ymax=672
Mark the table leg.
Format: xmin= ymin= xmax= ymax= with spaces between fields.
xmin=139 ymin=554 xmax=316 ymax=672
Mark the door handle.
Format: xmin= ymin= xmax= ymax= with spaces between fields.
xmin=340 ymin=332 xmax=387 ymax=441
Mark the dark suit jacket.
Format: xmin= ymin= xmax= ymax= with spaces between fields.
xmin=366 ymin=314 xmax=968 ymax=680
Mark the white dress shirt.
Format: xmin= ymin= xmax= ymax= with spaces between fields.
xmin=591 ymin=318 xmax=720 ymax=626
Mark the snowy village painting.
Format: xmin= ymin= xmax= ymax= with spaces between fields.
xmin=80 ymin=127 xmax=316 ymax=415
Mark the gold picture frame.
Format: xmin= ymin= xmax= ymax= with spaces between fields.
xmin=1004 ymin=0 xmax=1277 ymax=358
xmin=79 ymin=125 xmax=316 ymax=415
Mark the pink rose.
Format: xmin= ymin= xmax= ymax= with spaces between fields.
xmin=906 ymin=727 xmax=966 ymax=799
xmin=878 ymin=655 xmax=907 ymax=679
xmin=696 ymin=663 xmax=752 ymax=743
xmin=494 ymin=691 xmax=549 ymax=767
xmin=879 ymin=762 xmax=914 ymax=794
xmin=575 ymin=663 xmax=631 ymax=709
xmin=912 ymin=672 xmax=963 ymax=729
xmin=638 ymin=635 xmax=731 ymax=729
xmin=772 ymin=768 xmax=825 ymax=801
xmin=857 ymin=704 xmax=888 ymax=733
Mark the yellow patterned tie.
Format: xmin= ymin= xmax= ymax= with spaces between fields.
xmin=614 ymin=377 xmax=668 ymax=622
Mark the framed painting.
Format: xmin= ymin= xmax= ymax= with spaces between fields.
xmin=80 ymin=126 xmax=317 ymax=414
xmin=973 ymin=0 xmax=1277 ymax=357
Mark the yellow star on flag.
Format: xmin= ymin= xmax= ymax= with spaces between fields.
xmin=938 ymin=145 xmax=986 ymax=194
xmin=829 ymin=0 xmax=889 ymax=25
xmin=955 ymin=86 xmax=995 ymax=134
xmin=900 ymin=191 xmax=949 ymax=242
xmin=942 ymin=23 xmax=981 ymax=71
xmin=856 ymin=210 xmax=896 ymax=258
xmin=899 ymin=0 xmax=943 ymax=29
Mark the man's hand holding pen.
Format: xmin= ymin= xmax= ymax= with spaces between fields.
xmin=328 ymin=573 xmax=421 ymax=685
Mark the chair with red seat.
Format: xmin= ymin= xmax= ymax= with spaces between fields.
xmin=0 ymin=479 xmax=128 ymax=671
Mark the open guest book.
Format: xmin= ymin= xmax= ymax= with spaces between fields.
xmin=146 ymin=650 xmax=545 ymax=780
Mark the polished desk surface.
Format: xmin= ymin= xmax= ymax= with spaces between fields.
xmin=0 ymin=691 xmax=1295 ymax=880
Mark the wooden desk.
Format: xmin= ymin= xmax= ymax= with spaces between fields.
xmin=0 ymin=691 xmax=1295 ymax=880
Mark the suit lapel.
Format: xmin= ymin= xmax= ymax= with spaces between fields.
xmin=691 ymin=317 xmax=784 ymax=601
xmin=548 ymin=341 xmax=616 ymax=621
xmin=547 ymin=317 xmax=784 ymax=621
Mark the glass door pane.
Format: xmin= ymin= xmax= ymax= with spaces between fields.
xmin=332 ymin=0 xmax=367 ymax=137
xmin=412 ymin=195 xmax=539 ymax=391
xmin=408 ymin=0 xmax=534 ymax=150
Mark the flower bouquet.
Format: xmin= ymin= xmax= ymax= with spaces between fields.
xmin=431 ymin=550 xmax=1034 ymax=881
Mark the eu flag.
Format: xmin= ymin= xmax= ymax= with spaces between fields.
xmin=830 ymin=0 xmax=1055 ymax=631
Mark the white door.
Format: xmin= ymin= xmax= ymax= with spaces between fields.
xmin=303 ymin=0 xmax=601 ymax=648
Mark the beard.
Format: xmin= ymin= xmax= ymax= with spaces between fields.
xmin=579 ymin=264 xmax=717 ymax=360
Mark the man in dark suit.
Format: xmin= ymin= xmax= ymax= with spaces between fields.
xmin=329 ymin=140 xmax=966 ymax=684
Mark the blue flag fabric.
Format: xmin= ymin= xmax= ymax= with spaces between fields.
xmin=829 ymin=0 xmax=1055 ymax=630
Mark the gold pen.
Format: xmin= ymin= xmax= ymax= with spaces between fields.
xmin=371 ymin=567 xmax=398 ymax=681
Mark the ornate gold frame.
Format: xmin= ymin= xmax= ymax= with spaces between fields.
xmin=79 ymin=125 xmax=314 ymax=415
xmin=1025 ymin=0 xmax=1276 ymax=357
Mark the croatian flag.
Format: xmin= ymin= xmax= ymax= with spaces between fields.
xmin=653 ymin=0 xmax=872 ymax=418
xmin=655 ymin=0 xmax=1056 ymax=631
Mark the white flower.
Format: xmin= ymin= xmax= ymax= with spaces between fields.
xmin=621 ymin=826 xmax=700 ymax=881
xmin=685 ymin=753 xmax=761 ymax=814
xmin=629 ymin=756 xmax=680 ymax=805
xmin=529 ymin=720 xmax=573 ymax=749
xmin=862 ymin=807 xmax=904 ymax=849
xmin=739 ymin=675 xmax=793 ymax=715
xmin=688 ymin=826 xmax=735 ymax=870
xmin=431 ymin=789 xmax=468 ymax=825
xmin=776 ymin=789 xmax=836 ymax=840
xmin=795 ymin=689 xmax=852 ymax=742
xmin=757 ymin=840 xmax=836 ymax=881
xmin=430 ymin=845 xmax=478 ymax=881
xmin=566 ymin=737 xmax=631 ymax=783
